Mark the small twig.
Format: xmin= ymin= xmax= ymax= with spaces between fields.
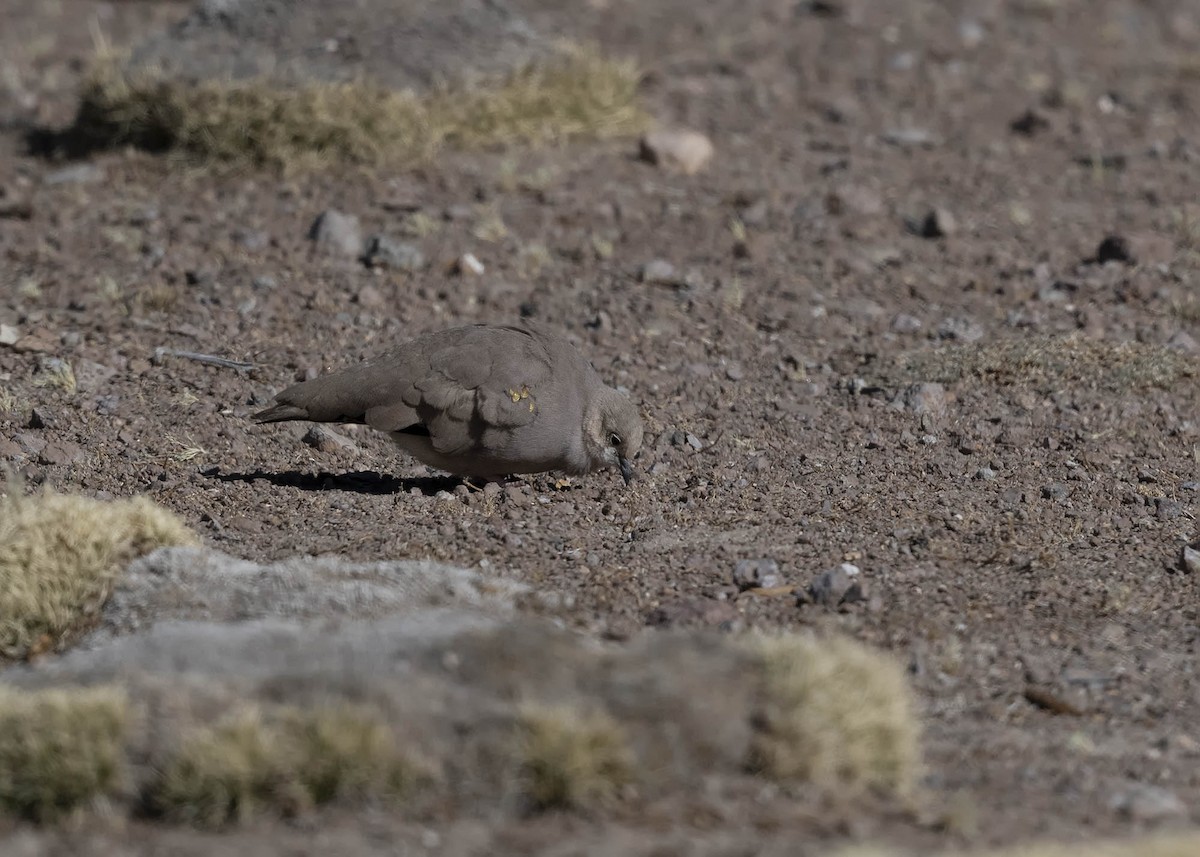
xmin=155 ymin=347 xmax=255 ymax=372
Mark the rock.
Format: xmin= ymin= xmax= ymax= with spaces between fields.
xmin=302 ymin=425 xmax=362 ymax=456
xmin=43 ymin=163 xmax=105 ymax=186
xmin=184 ymin=268 xmax=216 ymax=287
xmin=826 ymin=185 xmax=885 ymax=218
xmin=233 ymin=228 xmax=270 ymax=251
xmin=37 ymin=441 xmax=82 ymax=466
xmin=801 ymin=563 xmax=867 ymax=608
xmin=1182 ymin=545 xmax=1200 ymax=574
xmin=891 ymin=313 xmax=923 ymax=334
xmin=14 ymin=433 xmax=46 ymax=457
xmin=72 ymin=359 xmax=117 ymax=393
xmin=646 ymin=596 xmax=739 ymax=629
xmin=975 ymin=467 xmax=996 ymax=481
xmin=1108 ymin=783 xmax=1186 ymax=823
xmin=27 ymin=408 xmax=55 ymax=429
xmin=882 ymin=127 xmax=940 ymax=148
xmin=309 ymin=209 xmax=364 ymax=258
xmin=640 ymin=259 xmax=679 ymax=285
xmin=732 ymin=558 xmax=782 ymax=591
xmin=1010 ymin=109 xmax=1049 ymax=136
xmin=892 ymin=382 xmax=947 ymax=418
xmin=0 ymin=324 xmax=18 ymax=346
xmin=1167 ymin=331 xmax=1198 ymax=353
xmin=115 ymin=0 xmax=554 ymax=95
xmin=1041 ymin=483 xmax=1068 ymax=501
xmin=1094 ymin=235 xmax=1134 ymax=265
xmin=363 ymin=235 xmax=425 ymax=271
xmin=936 ymin=317 xmax=984 ymax=342
xmin=10 ymin=329 xmax=57 ymax=354
xmin=918 ymin=207 xmax=957 ymax=239
xmin=959 ymin=18 xmax=986 ymax=48
xmin=99 ymin=547 xmax=533 ymax=632
xmin=354 ymin=284 xmax=386 ymax=309
xmin=639 ymin=128 xmax=714 ymax=175
xmin=455 ymin=252 xmax=485 ymax=276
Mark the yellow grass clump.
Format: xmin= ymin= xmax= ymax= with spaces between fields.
xmin=152 ymin=703 xmax=417 ymax=827
xmin=827 ymin=833 xmax=1200 ymax=857
xmin=518 ymin=704 xmax=635 ymax=811
xmin=72 ymin=46 xmax=647 ymax=170
xmin=0 ymin=489 xmax=197 ymax=660
xmin=0 ymin=686 xmax=129 ymax=820
xmin=747 ymin=634 xmax=920 ymax=797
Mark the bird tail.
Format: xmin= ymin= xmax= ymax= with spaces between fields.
xmin=252 ymin=403 xmax=310 ymax=424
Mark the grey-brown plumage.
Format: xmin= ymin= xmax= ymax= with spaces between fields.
xmin=253 ymin=323 xmax=643 ymax=483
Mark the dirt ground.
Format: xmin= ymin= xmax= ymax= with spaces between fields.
xmin=2 ymin=0 xmax=1200 ymax=852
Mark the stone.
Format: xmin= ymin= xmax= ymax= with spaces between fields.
xmin=362 ymin=235 xmax=425 ymax=271
xmin=936 ymin=317 xmax=984 ymax=342
xmin=1108 ymin=783 xmax=1186 ymax=823
xmin=891 ymin=313 xmax=923 ymax=334
xmin=117 ymin=0 xmax=555 ymax=95
xmin=0 ymin=324 xmax=18 ymax=346
xmin=309 ymin=209 xmax=364 ymax=258
xmin=1181 ymin=545 xmax=1200 ymax=574
xmin=801 ymin=563 xmax=866 ymax=608
xmin=640 ymin=259 xmax=679 ymax=285
xmin=1010 ymin=109 xmax=1049 ymax=136
xmin=37 ymin=441 xmax=83 ymax=466
xmin=892 ymin=382 xmax=947 ymax=418
xmin=27 ymin=407 xmax=55 ymax=429
xmin=919 ymin=207 xmax=957 ymax=239
xmin=1094 ymin=235 xmax=1134 ymax=265
xmin=455 ymin=252 xmax=485 ymax=276
xmin=732 ymin=558 xmax=782 ymax=591
xmin=302 ymin=425 xmax=362 ymax=456
xmin=646 ymin=596 xmax=739 ymax=629
xmin=43 ymin=164 xmax=105 ymax=185
xmin=639 ymin=128 xmax=715 ymax=175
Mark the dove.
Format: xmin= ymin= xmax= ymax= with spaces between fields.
xmin=253 ymin=322 xmax=644 ymax=484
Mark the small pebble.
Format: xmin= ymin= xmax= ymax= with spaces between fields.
xmin=640 ymin=259 xmax=678 ymax=285
xmin=363 ymin=235 xmax=425 ymax=272
xmin=733 ymin=558 xmax=782 ymax=591
xmin=919 ymin=207 xmax=957 ymax=239
xmin=456 ymin=252 xmax=486 ymax=276
xmin=639 ymin=128 xmax=715 ymax=175
xmin=309 ymin=209 xmax=364 ymax=258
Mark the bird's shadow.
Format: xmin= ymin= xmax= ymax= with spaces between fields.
xmin=205 ymin=467 xmax=463 ymax=496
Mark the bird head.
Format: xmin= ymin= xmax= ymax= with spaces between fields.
xmin=584 ymin=386 xmax=644 ymax=485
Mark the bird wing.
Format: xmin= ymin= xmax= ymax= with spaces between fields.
xmin=255 ymin=325 xmax=556 ymax=459
xmin=414 ymin=325 xmax=553 ymax=455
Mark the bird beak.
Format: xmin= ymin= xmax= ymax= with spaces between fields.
xmin=619 ymin=457 xmax=634 ymax=486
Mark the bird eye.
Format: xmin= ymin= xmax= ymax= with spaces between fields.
xmin=609 ymin=432 xmax=622 ymax=448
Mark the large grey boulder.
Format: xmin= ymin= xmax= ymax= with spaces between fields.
xmin=124 ymin=0 xmax=551 ymax=91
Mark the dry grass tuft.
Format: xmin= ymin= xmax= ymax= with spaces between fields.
xmin=747 ymin=634 xmax=919 ymax=797
xmin=152 ymin=703 xmax=416 ymax=827
xmin=0 ymin=490 xmax=197 ymax=660
xmin=0 ymin=686 xmax=128 ymax=820
xmin=71 ymin=46 xmax=646 ymax=170
xmin=518 ymin=704 xmax=635 ymax=811
xmin=984 ymin=835 xmax=1200 ymax=857
xmin=32 ymin=358 xmax=76 ymax=395
xmin=833 ymin=833 xmax=1200 ymax=857
xmin=898 ymin=335 xmax=1196 ymax=393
